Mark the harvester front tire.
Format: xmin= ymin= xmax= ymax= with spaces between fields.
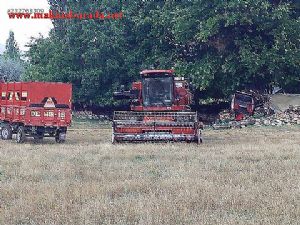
xmin=112 ymin=138 xmax=119 ymax=144
xmin=1 ymin=124 xmax=13 ymax=140
xmin=197 ymin=129 xmax=203 ymax=144
xmin=198 ymin=137 xmax=203 ymax=144
xmin=112 ymin=131 xmax=116 ymax=144
xmin=16 ymin=126 xmax=26 ymax=143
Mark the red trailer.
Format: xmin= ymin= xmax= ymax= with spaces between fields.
xmin=0 ymin=82 xmax=72 ymax=143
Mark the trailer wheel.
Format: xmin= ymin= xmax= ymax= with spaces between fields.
xmin=55 ymin=131 xmax=66 ymax=143
xmin=16 ymin=126 xmax=26 ymax=143
xmin=1 ymin=124 xmax=13 ymax=140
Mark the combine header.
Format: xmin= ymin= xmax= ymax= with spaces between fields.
xmin=112 ymin=70 xmax=202 ymax=143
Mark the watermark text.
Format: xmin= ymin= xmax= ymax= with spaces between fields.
xmin=8 ymin=10 xmax=123 ymax=20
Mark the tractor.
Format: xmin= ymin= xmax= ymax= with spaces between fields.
xmin=231 ymin=90 xmax=268 ymax=120
xmin=112 ymin=69 xmax=202 ymax=143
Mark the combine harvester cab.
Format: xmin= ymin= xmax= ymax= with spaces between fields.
xmin=0 ymin=82 xmax=72 ymax=143
xmin=112 ymin=70 xmax=202 ymax=143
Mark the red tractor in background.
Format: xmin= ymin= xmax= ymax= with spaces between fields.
xmin=0 ymin=82 xmax=72 ymax=143
xmin=231 ymin=91 xmax=267 ymax=121
xmin=112 ymin=70 xmax=202 ymax=143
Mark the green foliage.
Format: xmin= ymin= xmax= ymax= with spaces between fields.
xmin=4 ymin=31 xmax=21 ymax=60
xmin=174 ymin=0 xmax=300 ymax=96
xmin=1 ymin=31 xmax=24 ymax=81
xmin=0 ymin=56 xmax=25 ymax=81
xmin=26 ymin=0 xmax=127 ymax=105
xmin=25 ymin=0 xmax=300 ymax=106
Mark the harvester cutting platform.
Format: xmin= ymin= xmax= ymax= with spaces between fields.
xmin=112 ymin=70 xmax=202 ymax=143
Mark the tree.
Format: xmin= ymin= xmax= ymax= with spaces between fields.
xmin=0 ymin=31 xmax=24 ymax=81
xmin=26 ymin=0 xmax=128 ymax=105
xmin=25 ymin=0 xmax=300 ymax=107
xmin=172 ymin=0 xmax=300 ymax=96
xmin=0 ymin=55 xmax=24 ymax=81
xmin=4 ymin=31 xmax=21 ymax=60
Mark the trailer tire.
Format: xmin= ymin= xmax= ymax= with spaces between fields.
xmin=1 ymin=124 xmax=13 ymax=140
xmin=55 ymin=132 xmax=66 ymax=143
xmin=16 ymin=126 xmax=26 ymax=143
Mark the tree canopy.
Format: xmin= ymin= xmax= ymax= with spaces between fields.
xmin=0 ymin=31 xmax=24 ymax=81
xmin=4 ymin=31 xmax=21 ymax=60
xmin=25 ymin=0 xmax=300 ymax=105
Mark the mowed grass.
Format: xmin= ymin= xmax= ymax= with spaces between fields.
xmin=0 ymin=126 xmax=300 ymax=225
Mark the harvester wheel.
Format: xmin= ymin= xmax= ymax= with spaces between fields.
xmin=55 ymin=131 xmax=66 ymax=143
xmin=111 ymin=132 xmax=119 ymax=144
xmin=197 ymin=129 xmax=203 ymax=144
xmin=16 ymin=126 xmax=26 ymax=143
xmin=198 ymin=137 xmax=203 ymax=144
xmin=111 ymin=126 xmax=117 ymax=144
xmin=1 ymin=124 xmax=13 ymax=140
xmin=112 ymin=134 xmax=115 ymax=144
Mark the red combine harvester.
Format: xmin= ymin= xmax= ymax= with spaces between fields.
xmin=0 ymin=82 xmax=72 ymax=143
xmin=112 ymin=70 xmax=202 ymax=143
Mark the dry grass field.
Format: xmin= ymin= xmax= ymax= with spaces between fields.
xmin=0 ymin=125 xmax=300 ymax=225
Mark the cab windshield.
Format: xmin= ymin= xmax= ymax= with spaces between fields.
xmin=142 ymin=76 xmax=173 ymax=107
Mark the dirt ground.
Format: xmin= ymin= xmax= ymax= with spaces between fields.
xmin=0 ymin=126 xmax=300 ymax=225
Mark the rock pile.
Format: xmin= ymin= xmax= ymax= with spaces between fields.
xmin=213 ymin=105 xmax=300 ymax=129
xmin=253 ymin=105 xmax=300 ymax=126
